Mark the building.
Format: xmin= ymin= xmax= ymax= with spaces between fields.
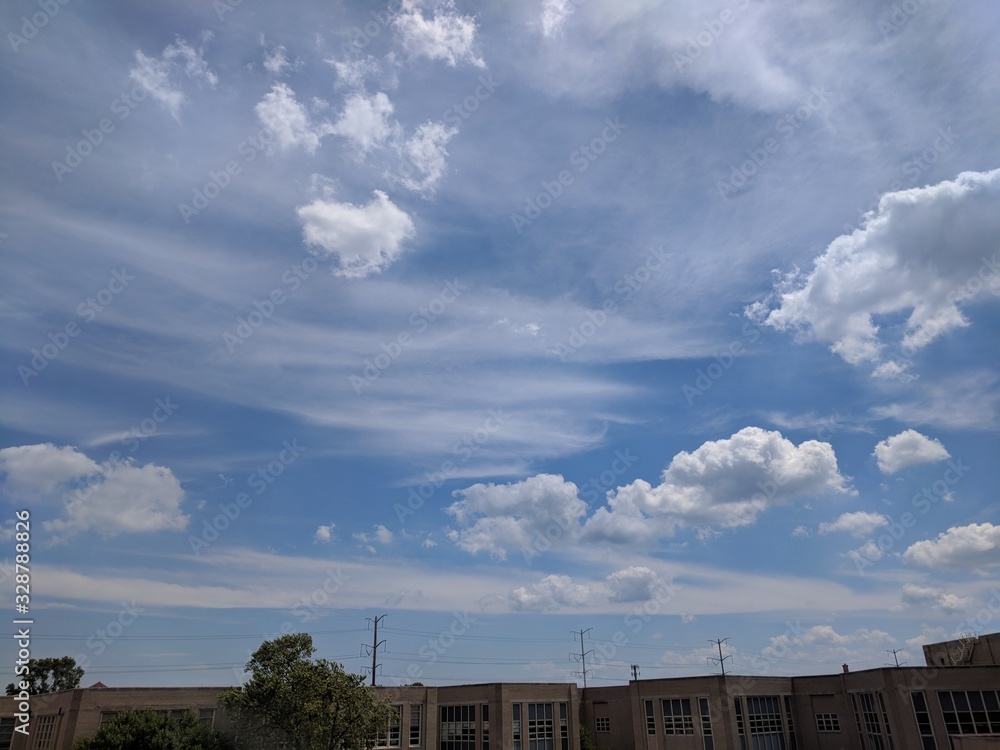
xmin=3 ymin=632 xmax=999 ymax=749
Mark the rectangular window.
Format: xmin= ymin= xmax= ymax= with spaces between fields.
xmin=645 ymin=699 xmax=656 ymax=735
xmin=910 ymin=692 xmax=937 ymax=750
xmin=31 ymin=715 xmax=59 ymax=750
xmin=527 ymin=703 xmax=554 ymax=750
xmin=784 ymin=695 xmax=797 ymax=750
xmin=853 ymin=692 xmax=889 ymax=750
xmin=595 ymin=717 xmax=610 ymax=733
xmin=559 ymin=703 xmax=568 ymax=750
xmin=700 ymin=697 xmax=714 ymax=750
xmin=938 ymin=690 xmax=1000 ymax=735
xmin=815 ymin=713 xmax=841 ymax=732
xmin=661 ymin=698 xmax=694 ymax=735
xmin=0 ymin=718 xmax=15 ymax=750
xmin=199 ymin=709 xmax=216 ymax=728
xmin=738 ymin=696 xmax=786 ymax=750
xmin=440 ymin=705 xmax=475 ymax=750
xmin=513 ymin=704 xmax=522 ymax=750
xmin=99 ymin=712 xmax=119 ymax=727
xmin=376 ymin=705 xmax=402 ymax=747
xmin=482 ymin=704 xmax=489 ymax=750
xmin=410 ymin=704 xmax=422 ymax=747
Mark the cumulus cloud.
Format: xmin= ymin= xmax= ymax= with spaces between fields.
xmin=329 ymin=55 xmax=384 ymax=89
xmin=263 ymin=45 xmax=292 ymax=75
xmin=584 ymin=427 xmax=850 ymax=543
xmin=873 ymin=430 xmax=950 ymax=474
xmin=509 ymin=574 xmax=590 ymax=612
xmin=818 ymin=511 xmax=889 ymax=538
xmin=749 ymin=169 xmax=1000 ymax=371
xmin=330 ymin=92 xmax=396 ymax=153
xmin=393 ymin=0 xmax=485 ymax=67
xmin=762 ymin=625 xmax=894 ymax=664
xmin=255 ymin=83 xmax=333 ymax=153
xmin=791 ymin=525 xmax=810 ymax=539
xmin=315 ymin=523 xmax=335 ymax=542
xmin=129 ymin=37 xmax=217 ymax=119
xmin=903 ymin=523 xmax=1000 ymax=570
xmin=606 ymin=566 xmax=662 ymax=602
xmin=447 ymin=474 xmax=587 ymax=560
xmin=354 ymin=524 xmax=394 ymax=545
xmin=900 ymin=584 xmax=974 ymax=615
xmin=297 ymin=190 xmax=415 ymax=278
xmin=395 ymin=121 xmax=458 ymax=193
xmin=0 ymin=444 xmax=187 ymax=542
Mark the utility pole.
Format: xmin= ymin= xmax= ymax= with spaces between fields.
xmin=631 ymin=664 xmax=640 ymax=681
xmin=570 ymin=628 xmax=594 ymax=687
xmin=708 ymin=638 xmax=732 ymax=676
xmin=365 ymin=614 xmax=387 ymax=686
xmin=885 ymin=649 xmax=906 ymax=667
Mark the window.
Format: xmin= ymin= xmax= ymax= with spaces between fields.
xmin=559 ymin=703 xmax=568 ymax=750
xmin=910 ymin=692 xmax=937 ymax=750
xmin=661 ymin=698 xmax=694 ymax=735
xmin=513 ymin=704 xmax=522 ymax=750
xmin=815 ymin=713 xmax=840 ymax=732
xmin=482 ymin=705 xmax=489 ymax=750
xmin=376 ymin=705 xmax=402 ymax=747
xmin=0 ymin=718 xmax=15 ymax=750
xmin=528 ymin=703 xmax=554 ymax=750
xmin=440 ymin=705 xmax=475 ymax=750
xmin=199 ymin=708 xmax=216 ymax=728
xmin=99 ymin=712 xmax=119 ymax=727
xmin=736 ymin=696 xmax=786 ymax=750
xmin=699 ymin=697 xmax=714 ymax=750
xmin=784 ymin=696 xmax=797 ymax=750
xmin=938 ymin=690 xmax=1000 ymax=735
xmin=595 ymin=717 xmax=610 ymax=732
xmin=31 ymin=715 xmax=59 ymax=750
xmin=852 ymin=692 xmax=893 ymax=750
xmin=410 ymin=705 xmax=422 ymax=747
xmin=645 ymin=700 xmax=656 ymax=734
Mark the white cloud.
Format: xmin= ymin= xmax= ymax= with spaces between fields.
xmin=903 ymin=523 xmax=1000 ymax=570
xmin=255 ymin=83 xmax=332 ymax=153
xmin=509 ymin=574 xmax=590 ymax=612
xmin=0 ymin=443 xmax=187 ymax=542
xmin=297 ymin=190 xmax=415 ymax=278
xmin=606 ymin=566 xmax=662 ymax=602
xmin=315 ymin=523 xmax=335 ymax=542
xmin=791 ymin=525 xmax=810 ymax=539
xmin=873 ymin=430 xmax=950 ymax=474
xmin=329 ymin=55 xmax=384 ymax=89
xmin=129 ymin=38 xmax=217 ymax=119
xmin=447 ymin=474 xmax=587 ymax=560
xmin=393 ymin=0 xmax=485 ymax=68
xmin=540 ymin=0 xmax=575 ymax=37
xmin=900 ymin=584 xmax=974 ymax=615
xmin=263 ymin=45 xmax=292 ymax=75
xmin=906 ymin=624 xmax=947 ymax=651
xmin=584 ymin=427 xmax=850 ymax=542
xmin=818 ymin=511 xmax=889 ymax=538
xmin=0 ymin=443 xmax=99 ymax=498
xmin=750 ymin=169 xmax=1000 ymax=369
xmin=330 ymin=92 xmax=396 ymax=153
xmin=353 ymin=524 xmax=394 ymax=546
xmin=396 ymin=121 xmax=458 ymax=193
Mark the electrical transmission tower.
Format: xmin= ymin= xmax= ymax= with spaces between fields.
xmin=708 ymin=638 xmax=732 ymax=676
xmin=364 ymin=614 xmax=387 ymax=686
xmin=570 ymin=628 xmax=594 ymax=687
xmin=631 ymin=664 xmax=640 ymax=681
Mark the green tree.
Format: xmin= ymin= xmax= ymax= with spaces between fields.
xmin=5 ymin=656 xmax=84 ymax=695
xmin=219 ymin=633 xmax=398 ymax=750
xmin=73 ymin=710 xmax=233 ymax=750
xmin=580 ymin=726 xmax=597 ymax=750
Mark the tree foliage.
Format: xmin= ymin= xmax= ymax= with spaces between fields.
xmin=219 ymin=633 xmax=398 ymax=750
xmin=73 ymin=710 xmax=233 ymax=750
xmin=5 ymin=656 xmax=84 ymax=695
xmin=580 ymin=726 xmax=598 ymax=750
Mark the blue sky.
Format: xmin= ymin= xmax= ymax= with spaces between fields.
xmin=1 ymin=0 xmax=999 ymax=689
